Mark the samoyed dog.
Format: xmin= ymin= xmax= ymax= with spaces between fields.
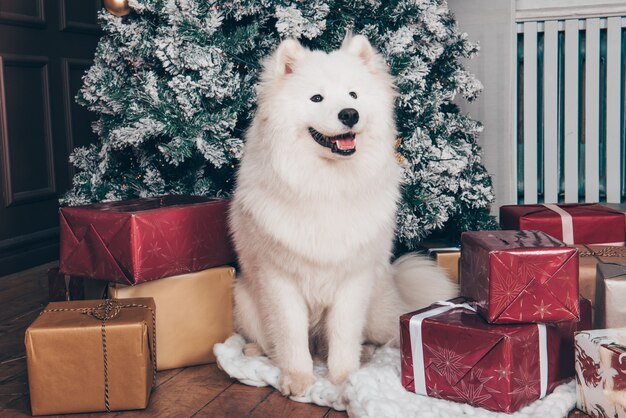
xmin=229 ymin=35 xmax=458 ymax=396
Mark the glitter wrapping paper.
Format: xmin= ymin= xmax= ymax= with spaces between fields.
xmin=575 ymin=329 xmax=626 ymax=417
xmin=59 ymin=195 xmax=236 ymax=285
xmin=400 ymin=298 xmax=592 ymax=413
xmin=460 ymin=230 xmax=579 ymax=324
xmin=499 ymin=203 xmax=625 ymax=245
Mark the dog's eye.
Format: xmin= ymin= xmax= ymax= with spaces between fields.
xmin=349 ymin=91 xmax=358 ymax=99
xmin=310 ymin=94 xmax=324 ymax=103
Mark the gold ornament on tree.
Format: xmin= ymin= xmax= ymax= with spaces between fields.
xmin=394 ymin=137 xmax=407 ymax=165
xmin=104 ymin=0 xmax=131 ymax=16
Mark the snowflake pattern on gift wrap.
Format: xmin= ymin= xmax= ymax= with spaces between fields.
xmin=491 ymin=268 xmax=527 ymax=314
xmin=451 ymin=378 xmax=493 ymax=407
xmin=428 ymin=383 xmax=443 ymax=398
xmin=511 ymin=355 xmax=540 ymax=398
xmin=495 ymin=362 xmax=512 ymax=382
xmin=533 ymin=300 xmax=552 ymax=319
xmin=424 ymin=343 xmax=470 ymax=384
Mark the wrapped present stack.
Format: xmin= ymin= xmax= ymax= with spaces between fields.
xmin=401 ymin=229 xmax=593 ymax=413
xmin=500 ymin=202 xmax=626 ymax=327
xmin=26 ymin=195 xmax=237 ymax=415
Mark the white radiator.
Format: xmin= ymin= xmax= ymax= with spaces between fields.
xmin=517 ymin=17 xmax=626 ymax=204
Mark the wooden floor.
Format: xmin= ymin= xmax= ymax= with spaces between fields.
xmin=0 ymin=263 xmax=345 ymax=418
xmin=0 ymin=263 xmax=589 ymax=418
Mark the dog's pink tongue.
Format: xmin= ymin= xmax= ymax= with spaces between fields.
xmin=336 ymin=137 xmax=356 ymax=150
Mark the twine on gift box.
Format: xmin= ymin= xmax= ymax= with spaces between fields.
xmin=578 ymin=245 xmax=626 ymax=258
xmin=40 ymin=300 xmax=157 ymax=412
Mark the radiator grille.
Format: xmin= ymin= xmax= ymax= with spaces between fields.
xmin=516 ymin=17 xmax=626 ymax=203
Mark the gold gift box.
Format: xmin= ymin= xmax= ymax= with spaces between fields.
xmin=109 ymin=266 xmax=234 ymax=370
xmin=426 ymin=248 xmax=460 ymax=283
xmin=575 ymin=245 xmax=626 ymax=322
xmin=595 ymin=262 xmax=626 ymax=328
xmin=25 ymin=298 xmax=156 ymax=416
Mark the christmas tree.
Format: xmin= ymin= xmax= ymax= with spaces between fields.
xmin=64 ymin=0 xmax=497 ymax=249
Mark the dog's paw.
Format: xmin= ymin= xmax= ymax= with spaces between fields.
xmin=328 ymin=368 xmax=355 ymax=386
xmin=279 ymin=370 xmax=315 ymax=397
xmin=243 ymin=342 xmax=264 ymax=357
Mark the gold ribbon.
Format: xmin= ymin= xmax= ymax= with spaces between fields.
xmin=40 ymin=300 xmax=157 ymax=412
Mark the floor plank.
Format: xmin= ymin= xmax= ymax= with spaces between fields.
xmin=116 ymin=364 xmax=233 ymax=418
xmin=248 ymin=391 xmax=331 ymax=418
xmin=193 ymin=383 xmax=274 ymax=417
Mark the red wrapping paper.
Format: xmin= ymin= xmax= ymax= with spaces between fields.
xmin=60 ymin=195 xmax=236 ymax=285
xmin=400 ymin=298 xmax=592 ymax=413
xmin=500 ymin=203 xmax=625 ymax=245
xmin=460 ymin=230 xmax=579 ymax=324
xmin=48 ymin=268 xmax=84 ymax=302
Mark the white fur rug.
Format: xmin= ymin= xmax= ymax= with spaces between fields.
xmin=214 ymin=334 xmax=576 ymax=418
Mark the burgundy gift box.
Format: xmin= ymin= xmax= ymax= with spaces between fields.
xmin=499 ymin=203 xmax=625 ymax=245
xmin=460 ymin=230 xmax=579 ymax=324
xmin=400 ymin=298 xmax=592 ymax=414
xmin=60 ymin=195 xmax=236 ymax=285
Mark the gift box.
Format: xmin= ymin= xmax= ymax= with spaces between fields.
xmin=499 ymin=203 xmax=625 ymax=245
xmin=460 ymin=230 xmax=579 ymax=324
xmin=595 ymin=262 xmax=626 ymax=329
xmin=401 ymin=298 xmax=592 ymax=413
xmin=47 ymin=267 xmax=108 ymax=302
xmin=575 ymin=246 xmax=626 ymax=322
xmin=421 ymin=241 xmax=461 ymax=283
xmin=109 ymin=266 xmax=234 ymax=370
xmin=25 ymin=298 xmax=156 ymax=415
xmin=60 ymin=195 xmax=236 ymax=285
xmin=602 ymin=203 xmax=626 ymax=233
xmin=48 ymin=267 xmax=84 ymax=301
xmin=575 ymin=328 xmax=626 ymax=417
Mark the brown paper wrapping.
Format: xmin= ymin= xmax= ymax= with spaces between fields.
xmin=25 ymin=298 xmax=156 ymax=416
xmin=428 ymin=250 xmax=460 ymax=283
xmin=576 ymin=245 xmax=626 ymax=322
xmin=595 ymin=262 xmax=626 ymax=329
xmin=109 ymin=266 xmax=234 ymax=370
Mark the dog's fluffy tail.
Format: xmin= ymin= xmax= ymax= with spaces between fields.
xmin=365 ymin=253 xmax=459 ymax=346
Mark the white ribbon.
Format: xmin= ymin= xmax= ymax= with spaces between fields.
xmin=409 ymin=301 xmax=476 ymax=396
xmin=542 ymin=204 xmax=574 ymax=245
xmin=410 ymin=301 xmax=549 ymax=399
xmin=537 ymin=323 xmax=548 ymax=398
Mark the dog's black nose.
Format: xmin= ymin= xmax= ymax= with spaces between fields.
xmin=338 ymin=108 xmax=359 ymax=128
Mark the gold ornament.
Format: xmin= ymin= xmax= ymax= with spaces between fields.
xmin=394 ymin=137 xmax=406 ymax=165
xmin=104 ymin=0 xmax=131 ymax=16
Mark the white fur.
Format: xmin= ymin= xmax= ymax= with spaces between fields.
xmin=229 ymin=35 xmax=458 ymax=397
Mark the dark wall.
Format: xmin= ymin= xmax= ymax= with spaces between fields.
xmin=0 ymin=0 xmax=101 ymax=276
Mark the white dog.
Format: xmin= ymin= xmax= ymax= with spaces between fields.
xmin=229 ymin=35 xmax=458 ymax=397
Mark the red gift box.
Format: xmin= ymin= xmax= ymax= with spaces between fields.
xmin=400 ymin=298 xmax=591 ymax=413
xmin=59 ymin=195 xmax=236 ymax=285
xmin=48 ymin=267 xmax=84 ymax=302
xmin=460 ymin=230 xmax=579 ymax=324
xmin=500 ymin=203 xmax=625 ymax=245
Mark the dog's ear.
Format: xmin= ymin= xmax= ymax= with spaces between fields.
xmin=341 ymin=34 xmax=376 ymax=68
xmin=273 ymin=39 xmax=306 ymax=76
